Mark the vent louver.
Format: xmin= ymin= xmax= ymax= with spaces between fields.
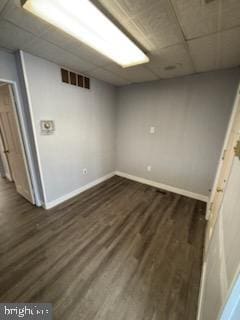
xmin=164 ymin=65 xmax=176 ymax=71
xmin=60 ymin=68 xmax=90 ymax=90
xmin=205 ymin=0 xmax=216 ymax=4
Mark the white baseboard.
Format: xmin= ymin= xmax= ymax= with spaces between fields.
xmin=44 ymin=170 xmax=208 ymax=209
xmin=115 ymin=171 xmax=209 ymax=202
xmin=197 ymin=261 xmax=206 ymax=320
xmin=44 ymin=172 xmax=115 ymax=209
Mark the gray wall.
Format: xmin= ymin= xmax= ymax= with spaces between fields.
xmin=116 ymin=69 xmax=240 ymax=197
xmin=22 ymin=52 xmax=116 ymax=204
xmin=1 ymin=48 xmax=239 ymax=203
xmin=0 ymin=50 xmax=19 ymax=81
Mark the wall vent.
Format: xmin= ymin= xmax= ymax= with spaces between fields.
xmin=204 ymin=0 xmax=216 ymax=4
xmin=164 ymin=65 xmax=176 ymax=71
xmin=60 ymin=68 xmax=90 ymax=90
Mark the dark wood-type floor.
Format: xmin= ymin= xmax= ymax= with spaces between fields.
xmin=0 ymin=175 xmax=206 ymax=320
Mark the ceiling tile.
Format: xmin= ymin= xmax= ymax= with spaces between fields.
xmin=88 ymin=68 xmax=129 ymax=86
xmin=97 ymin=0 xmax=131 ymax=22
xmin=127 ymin=0 xmax=184 ymax=49
xmin=188 ymin=27 xmax=240 ymax=72
xmin=66 ymin=39 xmax=113 ymax=67
xmin=115 ymin=0 xmax=172 ymax=19
xmin=24 ymin=38 xmax=96 ymax=73
xmin=104 ymin=63 xmax=158 ymax=82
xmin=221 ymin=0 xmax=240 ymax=31
xmin=172 ymin=0 xmax=240 ymax=40
xmin=188 ymin=33 xmax=219 ymax=72
xmin=0 ymin=20 xmax=34 ymax=51
xmin=38 ymin=27 xmax=110 ymax=66
xmin=98 ymin=0 xmax=183 ymax=50
xmin=111 ymin=18 xmax=154 ymax=52
xmin=219 ymin=27 xmax=240 ymax=68
xmin=96 ymin=0 xmax=153 ymax=51
xmin=1 ymin=0 xmax=51 ymax=37
xmin=171 ymin=0 xmax=219 ymax=40
xmin=147 ymin=44 xmax=195 ymax=78
xmin=0 ymin=0 xmax=8 ymax=15
xmin=0 ymin=0 xmax=239 ymax=85
xmin=39 ymin=26 xmax=74 ymax=48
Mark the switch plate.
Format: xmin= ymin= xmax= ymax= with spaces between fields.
xmin=147 ymin=165 xmax=152 ymax=172
xmin=150 ymin=126 xmax=155 ymax=134
xmin=83 ymin=168 xmax=88 ymax=175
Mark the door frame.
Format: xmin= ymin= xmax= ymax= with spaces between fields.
xmin=0 ymin=124 xmax=13 ymax=181
xmin=198 ymin=83 xmax=240 ymax=320
xmin=0 ymin=78 xmax=38 ymax=204
xmin=206 ymin=83 xmax=240 ymax=220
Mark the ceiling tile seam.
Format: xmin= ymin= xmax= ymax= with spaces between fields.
xmin=168 ymin=0 xmax=189 ymax=42
xmin=100 ymin=66 xmax=131 ymax=83
xmin=144 ymin=65 xmax=161 ymax=79
xmin=124 ymin=19 xmax=153 ymax=52
xmin=152 ymin=41 xmax=186 ymax=52
xmin=168 ymin=0 xmax=197 ymax=73
xmin=186 ymin=24 xmax=240 ymax=42
xmin=87 ymin=65 xmax=130 ymax=84
xmin=99 ymin=41 xmax=187 ymax=71
xmin=217 ymin=0 xmax=222 ymax=33
xmin=34 ymin=35 xmax=101 ymax=69
xmin=0 ymin=0 xmax=10 ymax=18
xmin=216 ymin=28 xmax=222 ymax=69
xmin=215 ymin=0 xmax=222 ymax=69
xmin=184 ymin=41 xmax=197 ymax=73
xmin=0 ymin=45 xmax=13 ymax=53
xmin=3 ymin=16 xmax=50 ymax=38
xmin=2 ymin=18 xmax=101 ymax=71
xmin=106 ymin=0 xmax=131 ymax=21
xmin=21 ymin=50 xmax=93 ymax=78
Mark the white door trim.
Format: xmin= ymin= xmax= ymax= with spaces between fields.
xmin=18 ymin=50 xmax=47 ymax=206
xmin=207 ymin=82 xmax=240 ymax=219
xmin=0 ymin=77 xmax=39 ymax=205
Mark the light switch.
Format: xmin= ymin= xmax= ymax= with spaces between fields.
xmin=150 ymin=126 xmax=155 ymax=134
xmin=147 ymin=165 xmax=152 ymax=172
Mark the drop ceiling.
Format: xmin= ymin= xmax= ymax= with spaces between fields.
xmin=0 ymin=0 xmax=240 ymax=86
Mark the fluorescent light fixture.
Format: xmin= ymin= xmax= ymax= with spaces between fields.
xmin=22 ymin=0 xmax=149 ymax=68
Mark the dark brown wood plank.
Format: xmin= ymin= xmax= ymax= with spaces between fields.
xmin=0 ymin=176 xmax=206 ymax=320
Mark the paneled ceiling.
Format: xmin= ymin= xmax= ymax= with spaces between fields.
xmin=0 ymin=0 xmax=240 ymax=86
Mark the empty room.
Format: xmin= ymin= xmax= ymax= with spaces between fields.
xmin=0 ymin=0 xmax=240 ymax=319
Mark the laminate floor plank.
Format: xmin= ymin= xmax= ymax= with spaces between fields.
xmin=0 ymin=176 xmax=206 ymax=320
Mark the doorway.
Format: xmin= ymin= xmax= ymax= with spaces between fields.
xmin=0 ymin=82 xmax=35 ymax=204
xmin=205 ymin=84 xmax=240 ymax=252
xmin=197 ymin=84 xmax=240 ymax=319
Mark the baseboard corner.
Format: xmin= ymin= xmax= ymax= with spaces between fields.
xmin=44 ymin=171 xmax=115 ymax=209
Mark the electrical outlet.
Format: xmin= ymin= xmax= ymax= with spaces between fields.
xmin=147 ymin=165 xmax=152 ymax=172
xmin=83 ymin=168 xmax=88 ymax=175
